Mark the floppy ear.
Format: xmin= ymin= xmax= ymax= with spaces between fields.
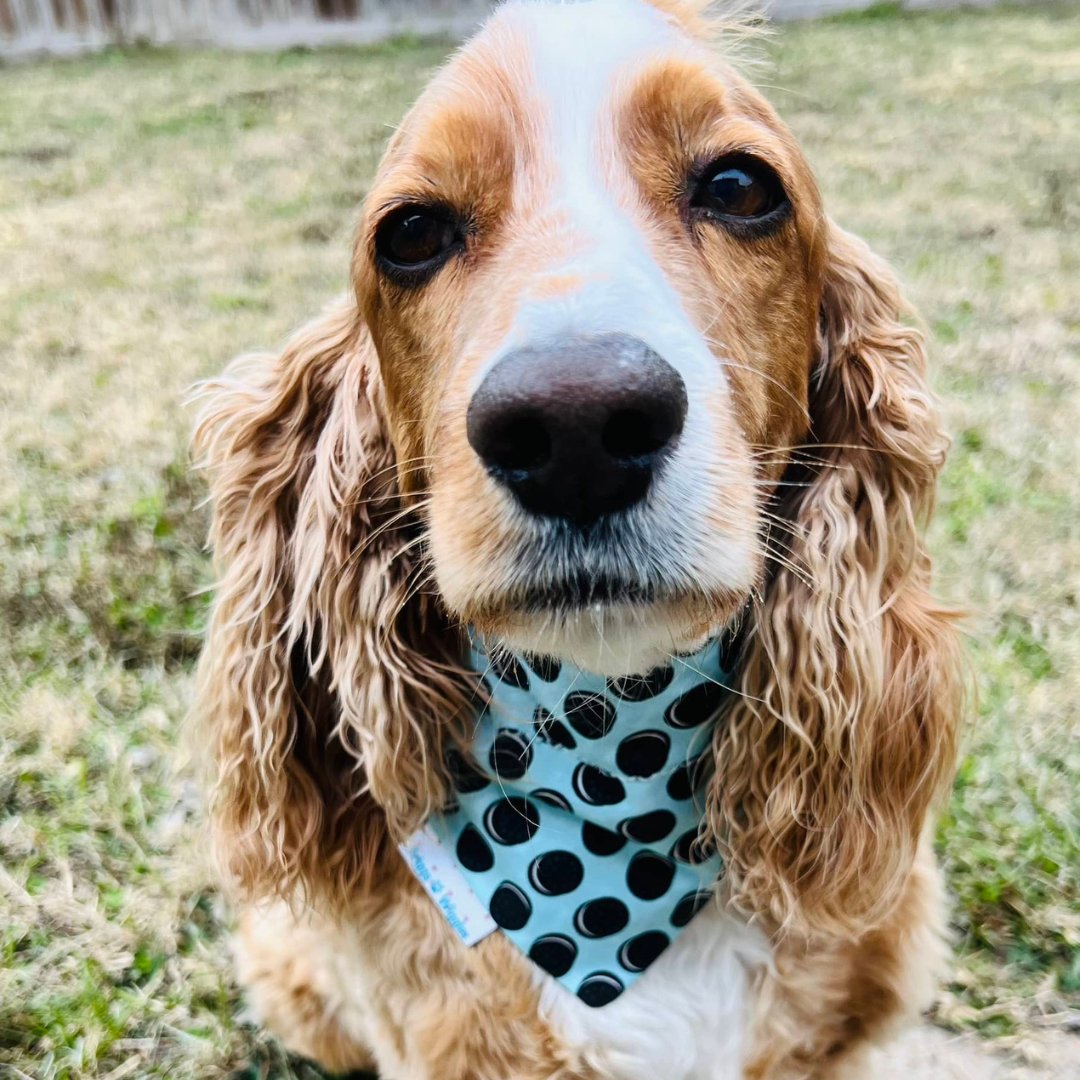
xmin=192 ymin=296 xmax=472 ymax=910
xmin=710 ymin=225 xmax=964 ymax=936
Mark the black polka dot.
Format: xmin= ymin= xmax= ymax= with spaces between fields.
xmin=607 ymin=664 xmax=675 ymax=702
xmin=534 ymin=708 xmax=577 ymax=750
xmin=528 ymin=850 xmax=584 ymax=896
xmin=617 ymin=930 xmax=670 ymax=973
xmin=524 ymin=653 xmax=561 ymax=682
xmin=671 ymin=889 xmax=713 ymax=928
xmin=490 ymin=651 xmax=529 ymax=689
xmin=483 ymin=796 xmax=540 ymax=845
xmin=563 ymin=691 xmax=616 ymax=740
xmin=582 ymin=822 xmax=627 ymax=857
xmin=531 ymin=788 xmax=572 ymax=812
xmin=626 ymin=851 xmax=676 ymax=901
xmin=528 ymin=934 xmax=577 ymax=977
xmin=489 ymin=881 xmax=532 ymax=930
xmin=615 ymin=730 xmax=670 ymax=778
xmin=533 ymin=708 xmax=578 ymax=751
xmin=574 ymin=897 xmax=630 ymax=939
xmin=546 ymin=720 xmax=577 ymax=749
xmin=671 ymin=828 xmax=712 ymax=865
xmin=489 ymin=728 xmax=532 ymax=781
xmin=446 ymin=749 xmax=489 ymax=794
xmin=577 ymin=972 xmax=624 ymax=1007
xmin=572 ymin=763 xmax=625 ymax=806
xmin=666 ymin=754 xmax=706 ymax=801
xmin=455 ymin=825 xmax=493 ymax=872
xmin=618 ymin=809 xmax=676 ymax=844
xmin=665 ymin=679 xmax=728 ymax=729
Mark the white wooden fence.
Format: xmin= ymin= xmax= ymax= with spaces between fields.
xmin=0 ymin=0 xmax=488 ymax=59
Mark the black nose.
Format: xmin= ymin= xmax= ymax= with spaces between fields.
xmin=466 ymin=333 xmax=687 ymax=525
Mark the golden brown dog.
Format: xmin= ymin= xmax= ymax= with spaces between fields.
xmin=193 ymin=2 xmax=964 ymax=1076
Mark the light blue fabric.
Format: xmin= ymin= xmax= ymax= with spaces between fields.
xmin=427 ymin=635 xmax=734 ymax=1008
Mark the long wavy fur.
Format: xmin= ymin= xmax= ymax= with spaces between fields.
xmin=707 ymin=224 xmax=963 ymax=936
xmin=191 ymin=295 xmax=475 ymax=910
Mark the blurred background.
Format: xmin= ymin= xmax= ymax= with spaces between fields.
xmin=1 ymin=1 xmax=1077 ymax=1078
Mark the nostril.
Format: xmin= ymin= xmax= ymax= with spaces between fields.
xmin=482 ymin=413 xmax=552 ymax=475
xmin=601 ymin=406 xmax=679 ymax=463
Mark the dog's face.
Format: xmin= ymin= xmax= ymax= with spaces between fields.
xmin=198 ymin=0 xmax=960 ymax=930
xmin=354 ymin=0 xmax=827 ymax=673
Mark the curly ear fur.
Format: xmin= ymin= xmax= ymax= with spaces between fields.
xmin=192 ymin=296 xmax=473 ymax=910
xmin=709 ymin=225 xmax=964 ymax=937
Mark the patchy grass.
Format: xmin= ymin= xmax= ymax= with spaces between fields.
xmin=772 ymin=2 xmax=1080 ymax=1038
xmin=1 ymin=5 xmax=1078 ymax=1076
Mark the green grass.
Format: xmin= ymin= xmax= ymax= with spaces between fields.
xmin=1 ymin=5 xmax=1079 ymax=1076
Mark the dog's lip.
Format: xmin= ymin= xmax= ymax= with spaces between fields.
xmin=480 ymin=570 xmax=753 ymax=623
xmin=509 ymin=573 xmax=667 ymax=612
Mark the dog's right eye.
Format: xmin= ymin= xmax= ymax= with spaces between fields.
xmin=374 ymin=205 xmax=463 ymax=283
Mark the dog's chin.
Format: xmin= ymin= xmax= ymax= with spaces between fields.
xmin=470 ymin=585 xmax=746 ymax=678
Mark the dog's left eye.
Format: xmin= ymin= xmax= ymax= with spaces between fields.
xmin=691 ymin=155 xmax=789 ymax=230
xmin=374 ymin=205 xmax=463 ymax=280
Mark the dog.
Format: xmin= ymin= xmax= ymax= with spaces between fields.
xmin=192 ymin=2 xmax=964 ymax=1077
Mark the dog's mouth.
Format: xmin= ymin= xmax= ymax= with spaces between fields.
xmin=513 ymin=568 xmax=666 ymax=611
xmin=427 ymin=483 xmax=759 ymax=673
xmin=497 ymin=515 xmax=684 ymax=612
xmin=467 ymin=514 xmax=751 ymax=666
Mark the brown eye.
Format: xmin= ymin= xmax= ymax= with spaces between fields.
xmin=374 ymin=205 xmax=462 ymax=281
xmin=691 ymin=155 xmax=789 ymax=232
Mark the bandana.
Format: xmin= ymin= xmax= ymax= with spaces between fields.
xmin=409 ymin=634 xmax=735 ymax=1008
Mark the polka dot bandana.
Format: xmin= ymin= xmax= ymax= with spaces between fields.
xmin=425 ymin=635 xmax=734 ymax=1008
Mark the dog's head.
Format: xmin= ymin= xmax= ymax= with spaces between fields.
xmin=195 ymin=0 xmax=962 ymax=934
xmin=357 ymin=0 xmax=822 ymax=672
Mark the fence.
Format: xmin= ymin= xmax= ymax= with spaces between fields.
xmin=0 ymin=0 xmax=1011 ymax=61
xmin=0 ymin=0 xmax=488 ymax=59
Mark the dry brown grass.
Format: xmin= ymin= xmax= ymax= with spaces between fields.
xmin=0 ymin=6 xmax=1077 ymax=1077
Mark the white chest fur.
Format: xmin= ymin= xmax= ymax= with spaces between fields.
xmin=539 ymin=904 xmax=771 ymax=1080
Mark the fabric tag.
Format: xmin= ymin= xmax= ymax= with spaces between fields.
xmin=399 ymin=823 xmax=498 ymax=946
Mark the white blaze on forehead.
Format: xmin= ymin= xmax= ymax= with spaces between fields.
xmin=474 ymin=0 xmax=721 ymax=404
xmin=503 ymin=0 xmax=683 ymax=267
xmin=506 ymin=0 xmax=681 ymax=174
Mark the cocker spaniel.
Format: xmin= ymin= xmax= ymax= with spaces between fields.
xmin=192 ymin=2 xmax=964 ymax=1077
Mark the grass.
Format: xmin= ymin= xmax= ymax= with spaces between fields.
xmin=1 ymin=4 xmax=1078 ymax=1076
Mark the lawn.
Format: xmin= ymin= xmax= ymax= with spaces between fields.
xmin=1 ymin=4 xmax=1078 ymax=1077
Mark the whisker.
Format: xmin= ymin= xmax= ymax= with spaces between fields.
xmin=665 ymin=651 xmax=771 ymax=710
xmin=708 ymin=351 xmax=812 ymax=421
xmin=750 ymin=441 xmax=915 ymax=461
xmin=342 ymin=497 xmax=433 ymax=565
xmin=378 ymin=553 xmax=437 ymax=652
xmin=756 ymin=509 xmax=812 ymax=539
xmin=759 ymin=549 xmax=814 ymax=591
